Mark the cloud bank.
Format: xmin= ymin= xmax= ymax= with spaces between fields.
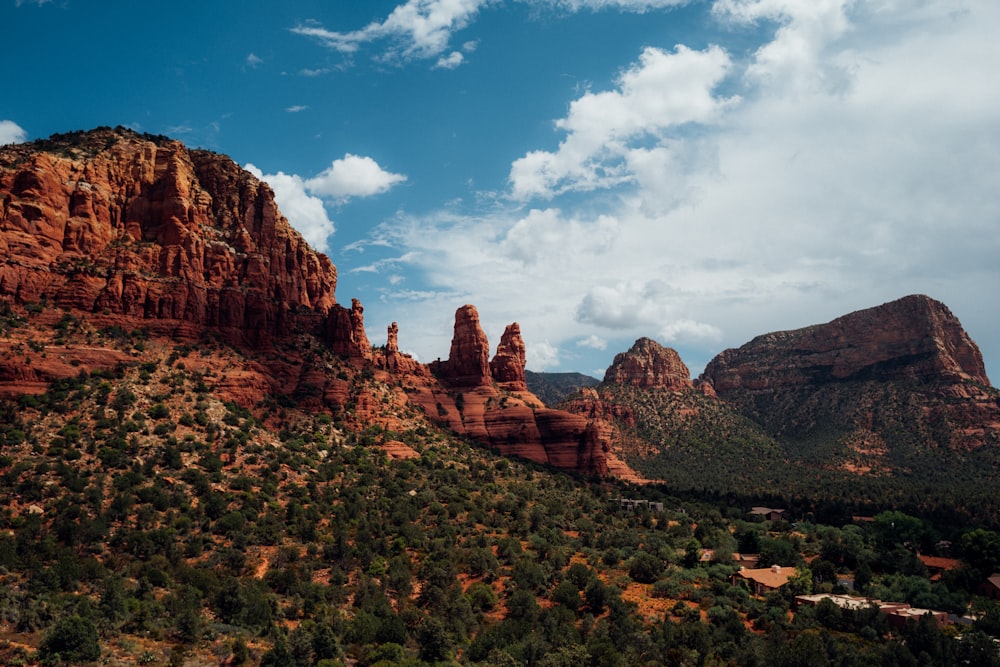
xmin=358 ymin=0 xmax=1000 ymax=377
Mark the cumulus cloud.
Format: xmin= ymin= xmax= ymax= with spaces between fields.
xmin=435 ymin=51 xmax=465 ymax=69
xmin=508 ymin=44 xmax=737 ymax=199
xmin=245 ymin=164 xmax=335 ymax=253
xmin=305 ymin=154 xmax=407 ymax=201
xmin=575 ymin=279 xmax=680 ymax=330
xmin=293 ymin=0 xmax=692 ymax=65
xmin=292 ymin=0 xmax=486 ymax=62
xmin=356 ymin=0 xmax=1000 ymax=377
xmin=713 ymin=0 xmax=854 ymax=95
xmin=246 ymin=155 xmax=406 ymax=253
xmin=528 ymin=340 xmax=561 ymax=370
xmin=246 ymin=53 xmax=264 ymax=68
xmin=0 ymin=120 xmax=27 ymax=145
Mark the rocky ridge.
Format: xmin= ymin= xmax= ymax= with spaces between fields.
xmin=604 ymin=337 xmax=693 ymax=391
xmin=0 ymin=128 xmax=617 ymax=478
xmin=419 ymin=305 xmax=612 ymax=476
xmin=700 ymin=295 xmax=1000 ymax=451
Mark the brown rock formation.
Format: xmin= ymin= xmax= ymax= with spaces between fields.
xmin=416 ymin=305 xmax=619 ymax=477
xmin=604 ymin=337 xmax=692 ymax=390
xmin=0 ymin=128 xmax=626 ymax=479
xmin=701 ymin=294 xmax=1000 ymax=450
xmin=430 ymin=304 xmax=491 ymax=387
xmin=490 ymin=323 xmax=527 ymax=391
xmin=0 ymin=127 xmax=339 ymax=348
xmin=376 ymin=321 xmax=423 ymax=374
xmin=703 ymin=295 xmax=989 ymax=391
xmin=325 ymin=298 xmax=372 ymax=361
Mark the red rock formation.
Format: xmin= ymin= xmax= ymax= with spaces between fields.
xmin=490 ymin=323 xmax=527 ymax=391
xmin=430 ymin=304 xmax=491 ymax=387
xmin=376 ymin=321 xmax=423 ymax=374
xmin=701 ymin=294 xmax=1000 ymax=450
xmin=325 ymin=298 xmax=372 ymax=361
xmin=411 ymin=305 xmax=619 ymax=476
xmin=703 ymin=295 xmax=989 ymax=391
xmin=0 ymin=129 xmax=625 ymax=479
xmin=604 ymin=337 xmax=692 ymax=390
xmin=0 ymin=127 xmax=338 ymax=348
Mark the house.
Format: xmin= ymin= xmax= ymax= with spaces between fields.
xmin=734 ymin=553 xmax=761 ymax=568
xmin=732 ymin=564 xmax=797 ymax=596
xmin=883 ymin=606 xmax=950 ymax=630
xmin=749 ymin=507 xmax=787 ymax=522
xmin=980 ymin=573 xmax=1000 ymax=600
xmin=795 ymin=594 xmax=951 ymax=629
xmin=616 ymin=499 xmax=665 ymax=513
xmin=917 ymin=554 xmax=961 ymax=582
xmin=796 ymin=594 xmax=881 ymax=612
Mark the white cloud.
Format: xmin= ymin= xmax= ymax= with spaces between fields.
xmin=299 ymin=67 xmax=331 ymax=77
xmin=305 ymin=154 xmax=407 ymax=201
xmin=245 ymin=154 xmax=406 ymax=253
xmin=0 ymin=120 xmax=27 ymax=145
xmin=285 ymin=105 xmax=309 ymax=113
xmin=246 ymin=53 xmax=264 ymax=68
xmin=575 ymin=279 xmax=680 ymax=330
xmin=659 ymin=319 xmax=723 ymax=345
xmin=292 ymin=0 xmax=691 ymax=65
xmin=435 ymin=51 xmax=465 ymax=69
xmin=539 ymin=0 xmax=690 ymax=9
xmin=245 ymin=164 xmax=335 ymax=254
xmin=713 ymin=0 xmax=854 ymax=95
xmin=292 ymin=0 xmax=487 ymax=62
xmin=528 ymin=340 xmax=560 ymax=370
xmin=357 ymin=0 xmax=1000 ymax=378
xmin=577 ymin=335 xmax=608 ymax=350
xmin=508 ymin=44 xmax=737 ymax=199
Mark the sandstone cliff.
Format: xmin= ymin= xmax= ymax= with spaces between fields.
xmin=604 ymin=337 xmax=693 ymax=390
xmin=0 ymin=127 xmax=367 ymax=353
xmin=701 ymin=295 xmax=1000 ymax=451
xmin=417 ymin=305 xmax=615 ymax=476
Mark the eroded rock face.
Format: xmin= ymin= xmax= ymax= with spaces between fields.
xmin=0 ymin=129 xmax=625 ymax=478
xmin=700 ymin=295 xmax=1000 ymax=450
xmin=703 ymin=295 xmax=989 ymax=391
xmin=417 ymin=305 xmax=618 ymax=477
xmin=325 ymin=299 xmax=372 ymax=361
xmin=0 ymin=127 xmax=339 ymax=348
xmin=604 ymin=337 xmax=692 ymax=390
xmin=376 ymin=321 xmax=424 ymax=374
xmin=430 ymin=304 xmax=491 ymax=387
xmin=490 ymin=323 xmax=527 ymax=391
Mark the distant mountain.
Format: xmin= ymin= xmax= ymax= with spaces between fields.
xmin=560 ymin=296 xmax=1000 ymax=513
xmin=525 ymin=370 xmax=600 ymax=406
xmin=701 ymin=294 xmax=999 ymax=453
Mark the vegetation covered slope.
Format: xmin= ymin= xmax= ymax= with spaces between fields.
xmin=561 ymin=381 xmax=1000 ymax=523
xmin=1 ymin=304 xmax=1000 ymax=666
xmin=524 ymin=371 xmax=600 ymax=407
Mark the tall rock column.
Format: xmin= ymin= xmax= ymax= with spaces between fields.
xmin=431 ymin=304 xmax=492 ymax=387
xmin=491 ymin=323 xmax=528 ymax=391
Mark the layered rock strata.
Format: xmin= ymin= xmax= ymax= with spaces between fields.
xmin=0 ymin=127 xmax=353 ymax=349
xmin=700 ymin=295 xmax=1000 ymax=449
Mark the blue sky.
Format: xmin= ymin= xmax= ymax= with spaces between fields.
xmin=3 ymin=0 xmax=1000 ymax=381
